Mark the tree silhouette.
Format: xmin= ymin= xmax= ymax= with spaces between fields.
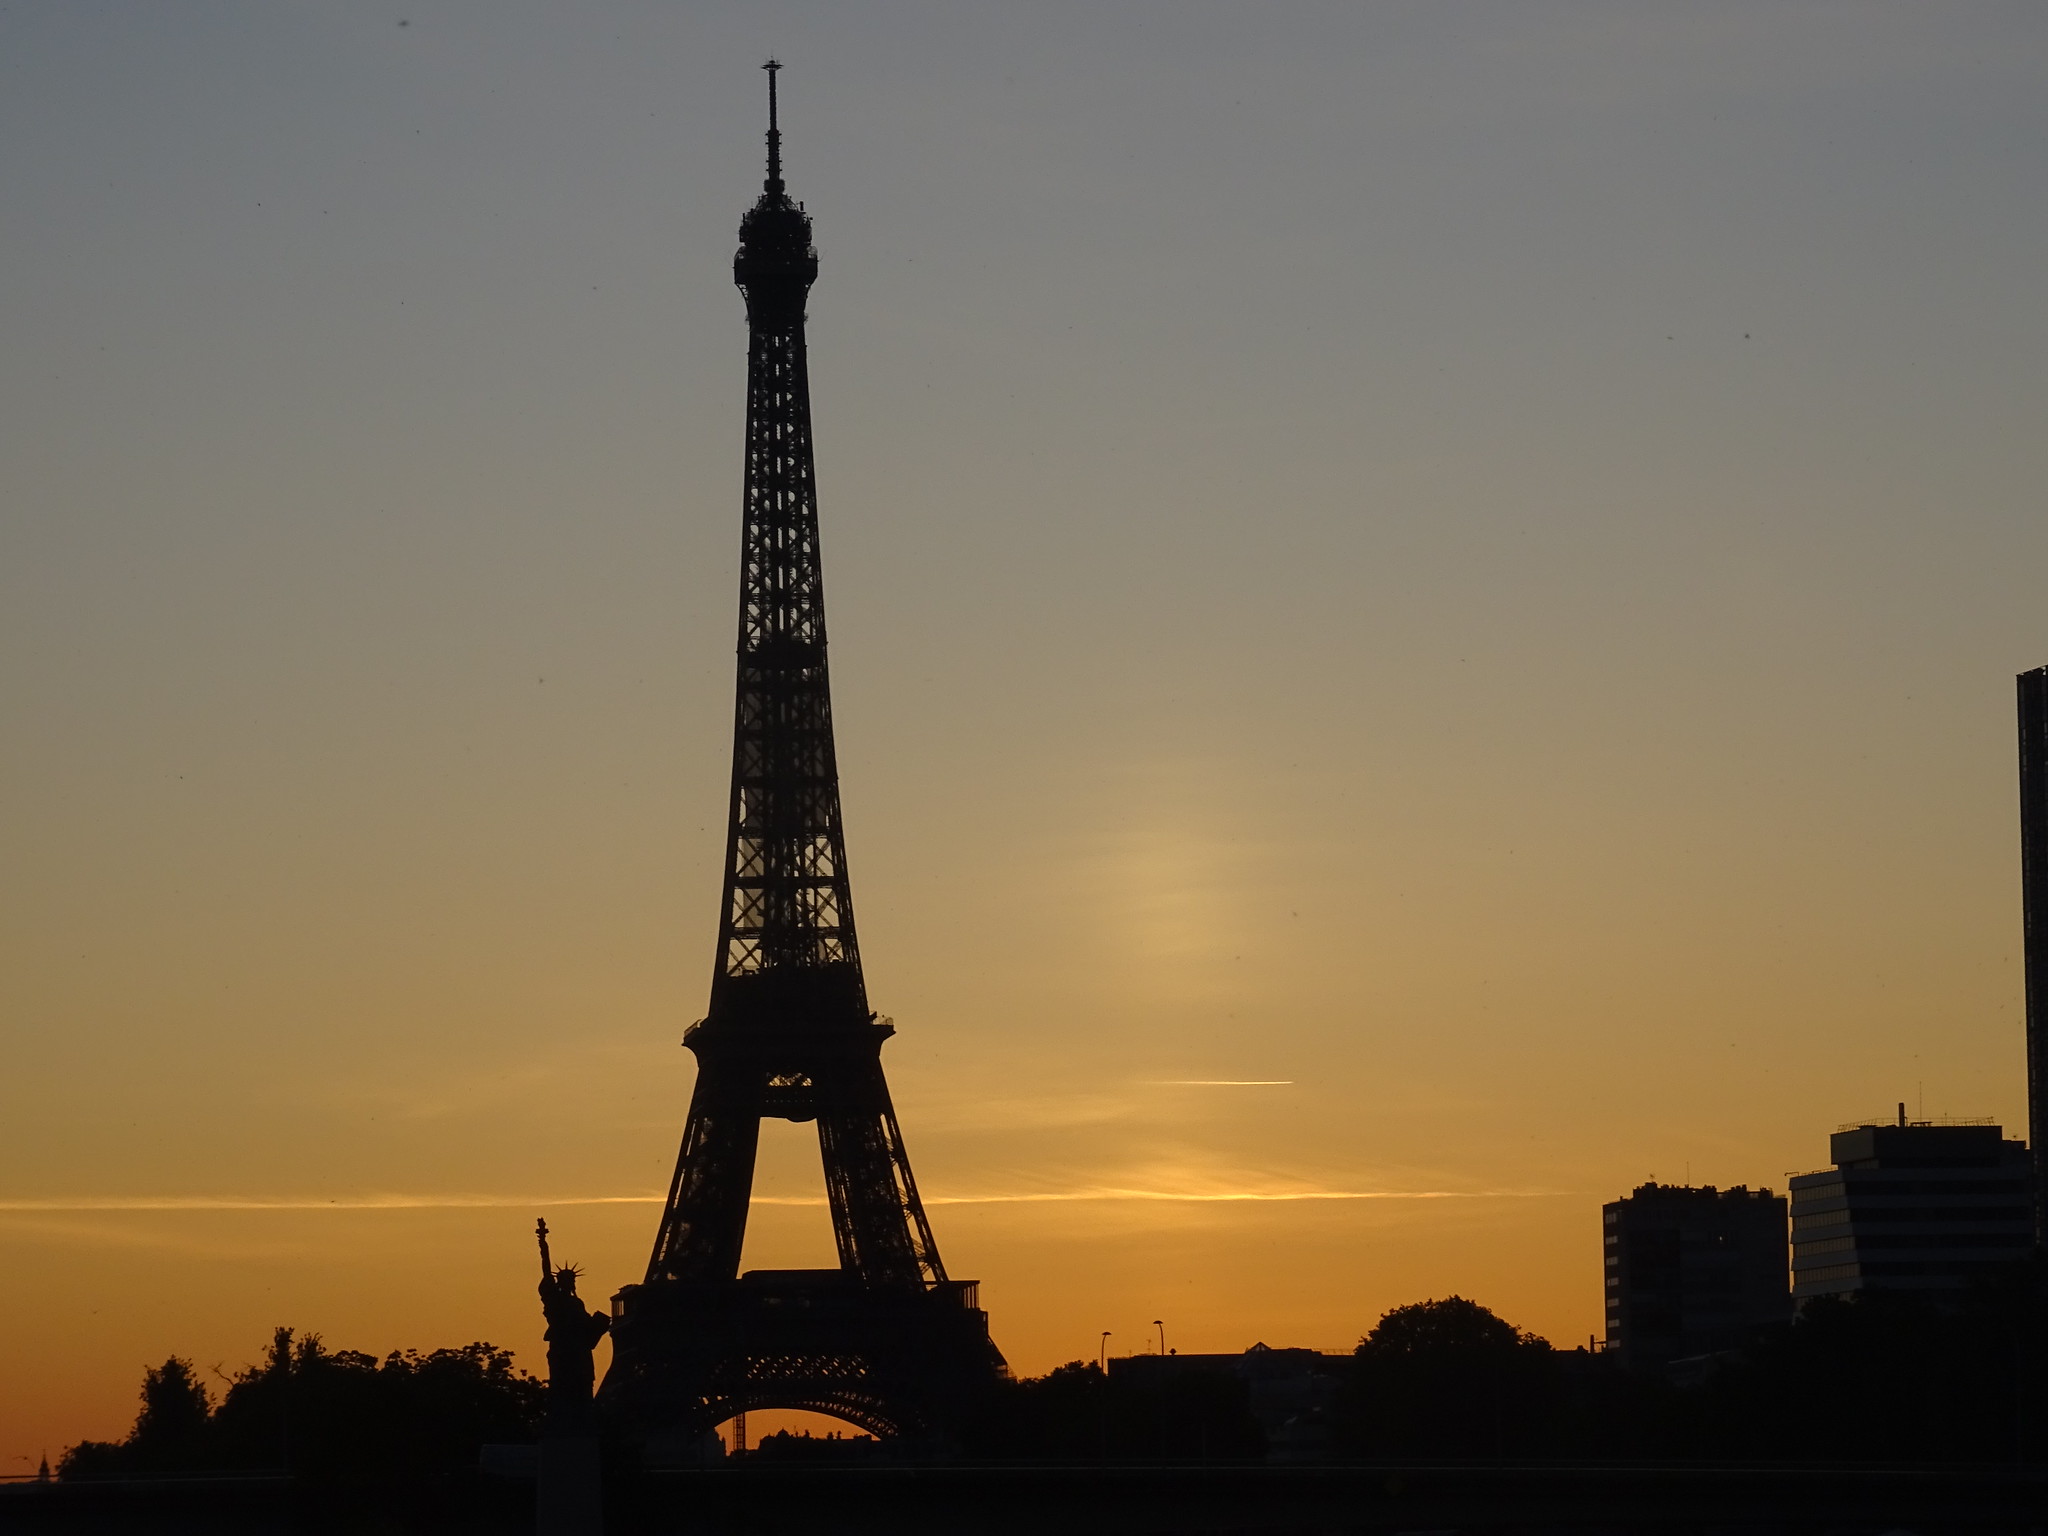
xmin=1342 ymin=1296 xmax=1557 ymax=1457
xmin=58 ymin=1357 xmax=211 ymax=1479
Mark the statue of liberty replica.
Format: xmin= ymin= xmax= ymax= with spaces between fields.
xmin=535 ymin=1219 xmax=608 ymax=1535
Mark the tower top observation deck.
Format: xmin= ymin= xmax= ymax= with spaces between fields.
xmin=736 ymin=59 xmax=817 ymax=312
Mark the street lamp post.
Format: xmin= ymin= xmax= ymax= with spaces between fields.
xmin=1095 ymin=1331 xmax=1113 ymax=1461
xmin=1154 ymin=1319 xmax=1165 ymax=1356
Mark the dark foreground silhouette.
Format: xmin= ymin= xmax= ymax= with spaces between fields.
xmin=56 ymin=1326 xmax=543 ymax=1483
xmin=49 ymin=1265 xmax=2048 ymax=1475
xmin=19 ymin=1266 xmax=2048 ymax=1531
xmin=963 ymin=1260 xmax=2048 ymax=1464
xmin=1327 ymin=1265 xmax=2048 ymax=1462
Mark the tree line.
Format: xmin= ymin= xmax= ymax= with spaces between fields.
xmin=59 ymin=1327 xmax=543 ymax=1482
xmin=972 ymin=1260 xmax=2048 ymax=1462
xmin=57 ymin=1256 xmax=2048 ymax=1478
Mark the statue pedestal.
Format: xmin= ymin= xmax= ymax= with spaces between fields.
xmin=536 ymin=1433 xmax=602 ymax=1536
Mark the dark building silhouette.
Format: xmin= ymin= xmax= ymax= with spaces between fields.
xmin=1789 ymin=1115 xmax=2033 ymax=1301
xmin=599 ymin=65 xmax=1004 ymax=1458
xmin=1601 ymin=1183 xmax=1788 ymax=1370
xmin=1111 ymin=1346 xmax=1345 ymax=1461
xmin=2019 ymin=667 xmax=2048 ymax=1247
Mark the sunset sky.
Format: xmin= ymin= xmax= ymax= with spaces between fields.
xmin=5 ymin=1 xmax=2048 ymax=1467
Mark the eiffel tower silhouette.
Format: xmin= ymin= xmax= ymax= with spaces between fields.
xmin=600 ymin=63 xmax=1006 ymax=1457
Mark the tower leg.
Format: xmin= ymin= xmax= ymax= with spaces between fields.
xmin=648 ymin=1077 xmax=763 ymax=1283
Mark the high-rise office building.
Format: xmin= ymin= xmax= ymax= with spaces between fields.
xmin=1602 ymin=1183 xmax=1789 ymax=1370
xmin=1789 ymin=1115 xmax=2033 ymax=1302
xmin=2017 ymin=667 xmax=2048 ymax=1247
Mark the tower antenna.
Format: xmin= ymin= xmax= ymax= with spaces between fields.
xmin=763 ymin=58 xmax=783 ymax=194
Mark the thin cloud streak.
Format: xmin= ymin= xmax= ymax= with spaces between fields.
xmin=0 ymin=1195 xmax=663 ymax=1213
xmin=1147 ymin=1080 xmax=1295 ymax=1086
xmin=0 ymin=1187 xmax=1549 ymax=1213
xmin=923 ymin=1188 xmax=1540 ymax=1204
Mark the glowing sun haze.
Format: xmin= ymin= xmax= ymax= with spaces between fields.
xmin=4 ymin=0 xmax=2047 ymax=1467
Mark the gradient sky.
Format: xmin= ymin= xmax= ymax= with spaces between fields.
xmin=5 ymin=0 xmax=2048 ymax=1466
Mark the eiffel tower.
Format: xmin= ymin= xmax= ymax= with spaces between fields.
xmin=600 ymin=64 xmax=1006 ymax=1457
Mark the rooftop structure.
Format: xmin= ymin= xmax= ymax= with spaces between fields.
xmin=1789 ymin=1111 xmax=2032 ymax=1302
xmin=1602 ymin=1182 xmax=1789 ymax=1371
xmin=1111 ymin=1345 xmax=1345 ymax=1462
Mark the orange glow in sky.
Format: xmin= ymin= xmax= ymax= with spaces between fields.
xmin=5 ymin=2 xmax=2048 ymax=1468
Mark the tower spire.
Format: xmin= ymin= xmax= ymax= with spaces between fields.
xmin=763 ymin=57 xmax=784 ymax=196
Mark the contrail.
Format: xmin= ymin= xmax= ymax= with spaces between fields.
xmin=921 ymin=1188 xmax=1531 ymax=1204
xmin=1147 ymin=1080 xmax=1294 ymax=1086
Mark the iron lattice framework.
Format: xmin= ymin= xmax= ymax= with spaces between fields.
xmin=601 ymin=65 xmax=1003 ymax=1454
